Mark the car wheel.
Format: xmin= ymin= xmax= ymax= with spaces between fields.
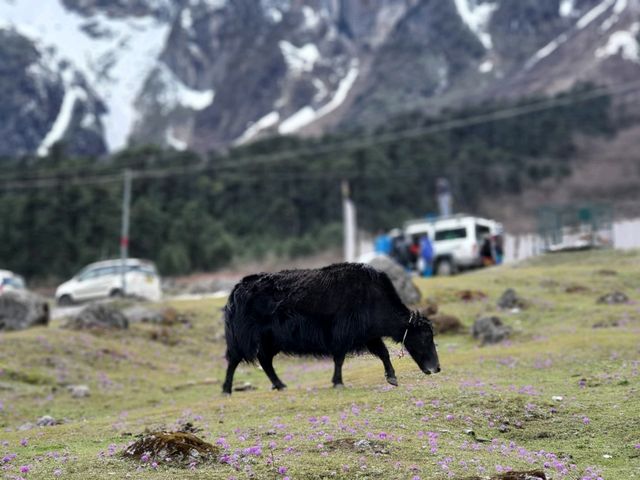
xmin=57 ymin=294 xmax=74 ymax=306
xmin=110 ymin=289 xmax=124 ymax=298
xmin=436 ymin=258 xmax=455 ymax=276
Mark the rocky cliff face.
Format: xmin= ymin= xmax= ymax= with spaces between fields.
xmin=1 ymin=0 xmax=639 ymax=156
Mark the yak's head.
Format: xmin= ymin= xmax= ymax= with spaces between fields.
xmin=404 ymin=310 xmax=441 ymax=375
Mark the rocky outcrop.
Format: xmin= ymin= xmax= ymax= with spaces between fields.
xmin=0 ymin=291 xmax=50 ymax=332
xmin=64 ymin=303 xmax=129 ymax=330
xmin=472 ymin=315 xmax=511 ymax=345
xmin=368 ymin=255 xmax=421 ymax=306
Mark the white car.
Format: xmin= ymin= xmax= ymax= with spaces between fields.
xmin=404 ymin=214 xmax=503 ymax=275
xmin=0 ymin=269 xmax=26 ymax=293
xmin=55 ymin=259 xmax=162 ymax=305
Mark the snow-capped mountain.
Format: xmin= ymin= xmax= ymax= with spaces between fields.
xmin=1 ymin=0 xmax=639 ymax=156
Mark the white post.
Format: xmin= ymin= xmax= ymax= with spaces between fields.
xmin=342 ymin=180 xmax=357 ymax=262
xmin=120 ymin=169 xmax=132 ymax=295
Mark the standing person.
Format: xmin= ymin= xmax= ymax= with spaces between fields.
xmin=420 ymin=234 xmax=434 ymax=277
xmin=374 ymin=230 xmax=392 ymax=255
xmin=480 ymin=235 xmax=494 ymax=266
xmin=409 ymin=236 xmax=421 ymax=272
xmin=436 ymin=178 xmax=452 ymax=217
xmin=392 ymin=235 xmax=411 ymax=270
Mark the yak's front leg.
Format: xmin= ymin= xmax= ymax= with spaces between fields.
xmin=257 ymin=348 xmax=287 ymax=391
xmin=332 ymin=352 xmax=346 ymax=388
xmin=367 ymin=338 xmax=398 ymax=386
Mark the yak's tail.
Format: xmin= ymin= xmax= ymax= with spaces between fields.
xmin=223 ymin=281 xmax=261 ymax=362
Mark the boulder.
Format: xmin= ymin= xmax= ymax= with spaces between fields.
xmin=0 ymin=291 xmax=49 ymax=332
xmin=472 ymin=316 xmax=511 ymax=345
xmin=68 ymin=385 xmax=90 ymax=398
xmin=36 ymin=415 xmax=57 ymax=427
xmin=123 ymin=305 xmax=189 ymax=325
xmin=497 ymin=288 xmax=527 ymax=310
xmin=368 ymin=255 xmax=421 ymax=305
xmin=64 ymin=304 xmax=128 ymax=330
xmin=431 ymin=314 xmax=463 ymax=334
xmin=596 ymin=291 xmax=629 ymax=305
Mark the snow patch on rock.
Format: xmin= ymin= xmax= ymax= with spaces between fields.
xmin=166 ymin=127 xmax=188 ymax=151
xmin=156 ymin=63 xmax=215 ymax=111
xmin=279 ymin=41 xmax=321 ymax=74
xmin=234 ymin=111 xmax=280 ymax=145
xmin=525 ymin=33 xmax=570 ymax=69
xmin=279 ymin=60 xmax=359 ymax=134
xmin=37 ymin=86 xmax=87 ymax=157
xmin=478 ymin=59 xmax=494 ymax=73
xmin=600 ymin=0 xmax=628 ymax=31
xmin=452 ymin=0 xmax=498 ymax=49
xmin=576 ymin=0 xmax=616 ymax=30
xmin=595 ymin=23 xmax=640 ymax=62
xmin=559 ymin=0 xmax=577 ymax=17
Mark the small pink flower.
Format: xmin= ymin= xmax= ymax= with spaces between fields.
xmin=582 ymin=417 xmax=590 ymax=425
xmin=20 ymin=465 xmax=30 ymax=474
xmin=20 ymin=439 xmax=28 ymax=447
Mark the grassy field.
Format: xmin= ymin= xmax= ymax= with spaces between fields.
xmin=1 ymin=250 xmax=639 ymax=479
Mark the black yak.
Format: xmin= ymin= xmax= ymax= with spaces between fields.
xmin=222 ymin=263 xmax=440 ymax=394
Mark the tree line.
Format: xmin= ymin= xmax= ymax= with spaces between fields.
xmin=0 ymin=84 xmax=615 ymax=281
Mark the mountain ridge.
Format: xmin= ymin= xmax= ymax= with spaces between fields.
xmin=0 ymin=0 xmax=639 ymax=156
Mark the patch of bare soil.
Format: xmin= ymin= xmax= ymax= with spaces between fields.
xmin=456 ymin=290 xmax=488 ymax=302
xmin=122 ymin=431 xmax=220 ymax=467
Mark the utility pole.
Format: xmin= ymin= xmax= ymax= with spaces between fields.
xmin=342 ymin=179 xmax=357 ymax=262
xmin=120 ymin=169 xmax=132 ymax=295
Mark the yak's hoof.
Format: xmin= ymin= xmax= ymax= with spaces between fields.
xmin=333 ymin=383 xmax=345 ymax=389
xmin=386 ymin=376 xmax=398 ymax=387
xmin=272 ymin=384 xmax=287 ymax=391
xmin=222 ymin=390 xmax=232 ymax=396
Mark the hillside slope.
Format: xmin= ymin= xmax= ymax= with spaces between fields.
xmin=0 ymin=249 xmax=639 ymax=478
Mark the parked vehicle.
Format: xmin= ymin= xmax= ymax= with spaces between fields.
xmin=403 ymin=214 xmax=503 ymax=275
xmin=0 ymin=269 xmax=26 ymax=293
xmin=55 ymin=259 xmax=162 ymax=305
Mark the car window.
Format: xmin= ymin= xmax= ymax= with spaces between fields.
xmin=78 ymin=268 xmax=97 ymax=281
xmin=435 ymin=228 xmax=467 ymax=241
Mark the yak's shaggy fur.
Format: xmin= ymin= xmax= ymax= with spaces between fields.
xmin=222 ymin=263 xmax=439 ymax=394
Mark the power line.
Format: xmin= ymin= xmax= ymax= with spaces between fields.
xmin=0 ymin=79 xmax=639 ymax=191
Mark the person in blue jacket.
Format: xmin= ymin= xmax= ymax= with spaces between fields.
xmin=420 ymin=234 xmax=434 ymax=277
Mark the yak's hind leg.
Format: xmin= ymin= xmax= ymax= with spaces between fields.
xmin=367 ymin=338 xmax=398 ymax=386
xmin=332 ymin=352 xmax=346 ymax=388
xmin=257 ymin=347 xmax=287 ymax=391
xmin=222 ymin=352 xmax=241 ymax=395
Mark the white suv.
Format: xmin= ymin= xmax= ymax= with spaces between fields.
xmin=404 ymin=215 xmax=502 ymax=275
xmin=55 ymin=259 xmax=162 ymax=305
xmin=0 ymin=270 xmax=26 ymax=293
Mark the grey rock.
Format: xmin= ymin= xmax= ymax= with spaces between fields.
xmin=36 ymin=415 xmax=57 ymax=427
xmin=497 ymin=288 xmax=527 ymax=310
xmin=18 ymin=423 xmax=34 ymax=431
xmin=64 ymin=304 xmax=128 ymax=330
xmin=69 ymin=385 xmax=90 ymax=398
xmin=472 ymin=316 xmax=512 ymax=345
xmin=368 ymin=255 xmax=421 ymax=305
xmin=0 ymin=290 xmax=50 ymax=332
xmin=596 ymin=291 xmax=629 ymax=305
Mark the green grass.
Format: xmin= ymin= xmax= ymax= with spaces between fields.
xmin=1 ymin=249 xmax=639 ymax=479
